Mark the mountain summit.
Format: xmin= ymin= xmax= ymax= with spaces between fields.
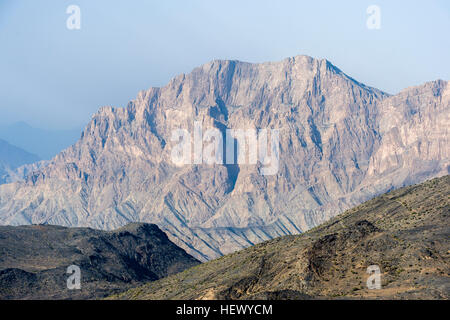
xmin=0 ymin=56 xmax=448 ymax=261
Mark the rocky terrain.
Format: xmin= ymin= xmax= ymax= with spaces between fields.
xmin=0 ymin=223 xmax=199 ymax=299
xmin=0 ymin=55 xmax=448 ymax=261
xmin=110 ymin=175 xmax=450 ymax=300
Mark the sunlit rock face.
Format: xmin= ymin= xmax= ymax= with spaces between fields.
xmin=0 ymin=56 xmax=448 ymax=261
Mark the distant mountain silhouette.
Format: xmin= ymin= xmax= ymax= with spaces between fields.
xmin=0 ymin=122 xmax=82 ymax=160
xmin=0 ymin=139 xmax=40 ymax=183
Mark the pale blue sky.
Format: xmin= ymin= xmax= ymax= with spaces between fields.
xmin=0 ymin=0 xmax=449 ymax=129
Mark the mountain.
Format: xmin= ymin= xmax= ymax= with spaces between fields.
xmin=110 ymin=175 xmax=450 ymax=300
xmin=0 ymin=122 xmax=82 ymax=160
xmin=0 ymin=139 xmax=40 ymax=184
xmin=0 ymin=55 xmax=448 ymax=261
xmin=0 ymin=223 xmax=199 ymax=299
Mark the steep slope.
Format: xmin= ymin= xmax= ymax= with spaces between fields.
xmin=0 ymin=223 xmax=199 ymax=299
xmin=111 ymin=175 xmax=450 ymax=300
xmin=0 ymin=55 xmax=448 ymax=261
xmin=0 ymin=139 xmax=40 ymax=184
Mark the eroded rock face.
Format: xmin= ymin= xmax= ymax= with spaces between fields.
xmin=0 ymin=55 xmax=448 ymax=261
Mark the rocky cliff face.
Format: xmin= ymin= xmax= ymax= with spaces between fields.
xmin=0 ymin=55 xmax=448 ymax=261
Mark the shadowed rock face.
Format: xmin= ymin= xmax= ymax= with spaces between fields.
xmin=0 ymin=55 xmax=448 ymax=261
xmin=110 ymin=175 xmax=450 ymax=300
xmin=0 ymin=223 xmax=200 ymax=299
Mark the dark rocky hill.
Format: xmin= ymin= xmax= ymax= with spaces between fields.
xmin=0 ymin=223 xmax=199 ymax=299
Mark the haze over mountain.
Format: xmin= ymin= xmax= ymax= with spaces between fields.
xmin=0 ymin=122 xmax=82 ymax=160
xmin=0 ymin=139 xmax=40 ymax=184
xmin=0 ymin=55 xmax=448 ymax=261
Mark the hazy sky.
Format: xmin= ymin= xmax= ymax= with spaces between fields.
xmin=1 ymin=0 xmax=449 ymax=129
